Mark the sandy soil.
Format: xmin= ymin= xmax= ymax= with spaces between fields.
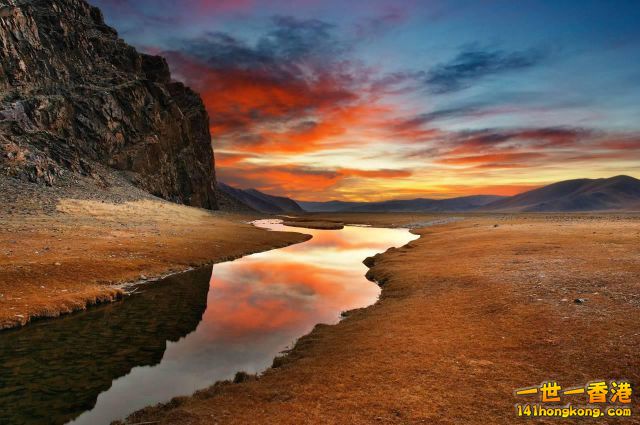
xmin=119 ymin=214 xmax=640 ymax=425
xmin=0 ymin=199 xmax=309 ymax=329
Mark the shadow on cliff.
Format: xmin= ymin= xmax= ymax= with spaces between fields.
xmin=0 ymin=266 xmax=212 ymax=425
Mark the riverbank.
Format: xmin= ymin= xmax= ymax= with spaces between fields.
xmin=282 ymin=218 xmax=344 ymax=230
xmin=0 ymin=198 xmax=309 ymax=329
xmin=119 ymin=214 xmax=640 ymax=425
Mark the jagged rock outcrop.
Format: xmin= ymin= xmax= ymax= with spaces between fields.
xmin=0 ymin=0 xmax=218 ymax=209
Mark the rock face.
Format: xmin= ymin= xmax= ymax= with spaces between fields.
xmin=0 ymin=0 xmax=218 ymax=209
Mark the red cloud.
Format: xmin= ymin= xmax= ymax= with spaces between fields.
xmin=163 ymin=52 xmax=388 ymax=155
xmin=218 ymin=164 xmax=412 ymax=198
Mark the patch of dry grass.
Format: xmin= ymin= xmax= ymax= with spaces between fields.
xmin=0 ymin=199 xmax=309 ymax=329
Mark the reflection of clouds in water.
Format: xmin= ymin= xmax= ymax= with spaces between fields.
xmin=71 ymin=330 xmax=292 ymax=425
xmin=69 ymin=222 xmax=417 ymax=425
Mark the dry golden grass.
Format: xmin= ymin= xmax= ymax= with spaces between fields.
xmin=0 ymin=199 xmax=308 ymax=329
xmin=120 ymin=214 xmax=640 ymax=425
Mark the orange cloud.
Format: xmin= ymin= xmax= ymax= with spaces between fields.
xmin=214 ymin=152 xmax=254 ymax=167
xmin=166 ymin=52 xmax=392 ymax=156
xmin=339 ymin=168 xmax=412 ymax=178
xmin=218 ymin=164 xmax=412 ymax=198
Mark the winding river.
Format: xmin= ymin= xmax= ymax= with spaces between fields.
xmin=0 ymin=220 xmax=417 ymax=425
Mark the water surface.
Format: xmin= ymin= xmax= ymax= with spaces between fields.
xmin=0 ymin=221 xmax=416 ymax=425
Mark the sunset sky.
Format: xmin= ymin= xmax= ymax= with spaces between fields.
xmin=92 ymin=0 xmax=640 ymax=201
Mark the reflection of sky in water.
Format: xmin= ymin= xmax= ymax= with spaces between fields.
xmin=69 ymin=221 xmax=416 ymax=424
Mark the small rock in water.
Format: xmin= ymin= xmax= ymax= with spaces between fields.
xmin=140 ymin=274 xmax=148 ymax=280
xmin=574 ymin=298 xmax=587 ymax=304
xmin=55 ymin=262 xmax=61 ymax=266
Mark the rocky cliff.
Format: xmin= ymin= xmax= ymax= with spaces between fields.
xmin=0 ymin=0 xmax=218 ymax=209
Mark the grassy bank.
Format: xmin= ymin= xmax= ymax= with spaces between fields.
xmin=0 ymin=199 xmax=309 ymax=329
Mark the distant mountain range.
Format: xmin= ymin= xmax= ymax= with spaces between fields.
xmin=222 ymin=176 xmax=640 ymax=214
xmin=296 ymin=200 xmax=369 ymax=212
xmin=299 ymin=195 xmax=505 ymax=213
xmin=479 ymin=175 xmax=640 ymax=212
xmin=298 ymin=175 xmax=640 ymax=213
xmin=217 ymin=183 xmax=304 ymax=214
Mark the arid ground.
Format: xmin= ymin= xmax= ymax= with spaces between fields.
xmin=0 ymin=198 xmax=308 ymax=329
xmin=117 ymin=213 xmax=640 ymax=425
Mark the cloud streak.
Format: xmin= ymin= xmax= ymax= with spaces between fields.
xmin=401 ymin=127 xmax=640 ymax=173
xmin=425 ymin=45 xmax=547 ymax=93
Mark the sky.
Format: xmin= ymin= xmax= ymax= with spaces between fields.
xmin=91 ymin=0 xmax=640 ymax=201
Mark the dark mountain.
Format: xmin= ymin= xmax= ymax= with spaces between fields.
xmin=482 ymin=175 xmax=640 ymax=212
xmin=0 ymin=0 xmax=218 ymax=208
xmin=297 ymin=200 xmax=368 ymax=212
xmin=300 ymin=176 xmax=640 ymax=213
xmin=218 ymin=183 xmax=304 ymax=214
xmin=347 ymin=195 xmax=506 ymax=212
xmin=299 ymin=195 xmax=505 ymax=213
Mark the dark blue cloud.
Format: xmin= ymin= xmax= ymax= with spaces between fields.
xmin=176 ymin=15 xmax=346 ymax=76
xmin=425 ymin=45 xmax=547 ymax=93
xmin=260 ymin=16 xmax=342 ymax=61
xmin=394 ymin=103 xmax=487 ymax=129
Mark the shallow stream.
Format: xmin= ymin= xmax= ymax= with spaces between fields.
xmin=0 ymin=220 xmax=416 ymax=425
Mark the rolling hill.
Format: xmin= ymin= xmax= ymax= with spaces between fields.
xmin=296 ymin=200 xmax=368 ymax=212
xmin=217 ymin=183 xmax=304 ymax=214
xmin=346 ymin=195 xmax=506 ymax=212
xmin=481 ymin=175 xmax=640 ymax=212
xmin=298 ymin=176 xmax=640 ymax=213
